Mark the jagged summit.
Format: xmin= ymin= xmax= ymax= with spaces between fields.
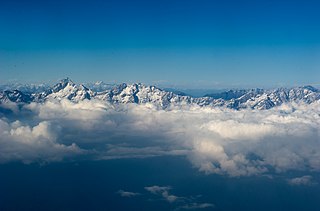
xmin=52 ymin=78 xmax=75 ymax=92
xmin=0 ymin=90 xmax=33 ymax=103
xmin=46 ymin=78 xmax=93 ymax=101
xmin=0 ymin=78 xmax=319 ymax=110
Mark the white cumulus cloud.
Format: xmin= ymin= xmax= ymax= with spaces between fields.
xmin=0 ymin=99 xmax=319 ymax=178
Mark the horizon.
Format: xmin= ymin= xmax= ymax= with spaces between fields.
xmin=1 ymin=77 xmax=320 ymax=91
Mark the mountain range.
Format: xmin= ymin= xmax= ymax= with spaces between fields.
xmin=0 ymin=78 xmax=319 ymax=110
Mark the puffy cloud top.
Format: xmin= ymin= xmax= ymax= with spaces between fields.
xmin=0 ymin=99 xmax=319 ymax=177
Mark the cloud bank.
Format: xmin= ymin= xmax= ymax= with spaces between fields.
xmin=0 ymin=99 xmax=319 ymax=177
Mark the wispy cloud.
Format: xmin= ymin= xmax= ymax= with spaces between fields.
xmin=288 ymin=176 xmax=318 ymax=186
xmin=177 ymin=203 xmax=215 ymax=210
xmin=145 ymin=186 xmax=179 ymax=203
xmin=116 ymin=190 xmax=141 ymax=197
xmin=117 ymin=185 xmax=215 ymax=210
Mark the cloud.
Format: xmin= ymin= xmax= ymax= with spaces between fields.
xmin=116 ymin=190 xmax=140 ymax=197
xmin=0 ymin=118 xmax=82 ymax=163
xmin=288 ymin=175 xmax=318 ymax=186
xmin=144 ymin=186 xmax=171 ymax=194
xmin=127 ymin=185 xmax=215 ymax=209
xmin=145 ymin=186 xmax=179 ymax=203
xmin=0 ymin=99 xmax=320 ymax=177
xmin=177 ymin=203 xmax=215 ymax=210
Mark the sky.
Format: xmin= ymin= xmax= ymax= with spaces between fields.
xmin=0 ymin=0 xmax=320 ymax=88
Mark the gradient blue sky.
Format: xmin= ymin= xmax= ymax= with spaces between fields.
xmin=0 ymin=0 xmax=319 ymax=88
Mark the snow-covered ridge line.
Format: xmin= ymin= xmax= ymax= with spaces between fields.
xmin=0 ymin=78 xmax=319 ymax=110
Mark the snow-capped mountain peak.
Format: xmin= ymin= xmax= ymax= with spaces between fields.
xmin=52 ymin=78 xmax=75 ymax=93
xmin=1 ymin=78 xmax=319 ymax=110
xmin=43 ymin=78 xmax=93 ymax=101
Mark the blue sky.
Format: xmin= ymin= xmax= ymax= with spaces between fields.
xmin=0 ymin=0 xmax=320 ymax=88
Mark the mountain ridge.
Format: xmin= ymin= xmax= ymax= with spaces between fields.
xmin=0 ymin=78 xmax=319 ymax=110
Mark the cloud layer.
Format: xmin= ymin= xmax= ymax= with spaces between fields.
xmin=0 ymin=99 xmax=319 ymax=177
